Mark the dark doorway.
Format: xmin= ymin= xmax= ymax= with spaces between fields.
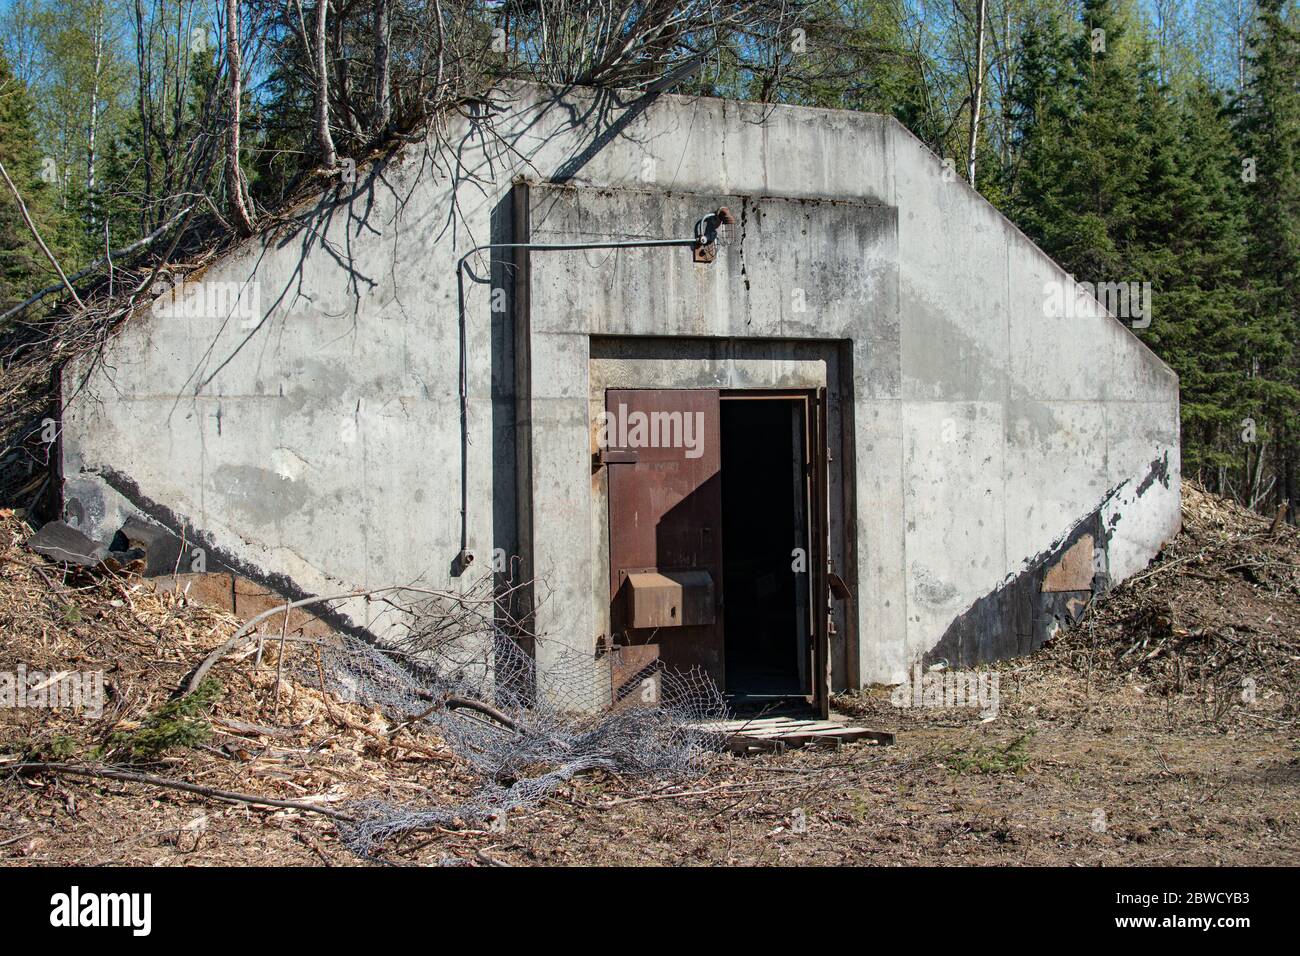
xmin=720 ymin=396 xmax=812 ymax=699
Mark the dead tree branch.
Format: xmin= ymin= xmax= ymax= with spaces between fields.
xmin=225 ymin=0 xmax=257 ymax=236
xmin=12 ymin=763 xmax=357 ymax=821
xmin=0 ymin=159 xmax=83 ymax=309
xmin=0 ymin=205 xmax=193 ymax=325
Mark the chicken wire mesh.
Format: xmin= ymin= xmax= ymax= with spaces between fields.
xmin=289 ymin=586 xmax=727 ymax=858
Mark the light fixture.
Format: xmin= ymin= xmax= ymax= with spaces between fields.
xmin=693 ymin=207 xmax=737 ymax=263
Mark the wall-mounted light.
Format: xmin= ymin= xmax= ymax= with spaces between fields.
xmin=693 ymin=207 xmax=737 ymax=263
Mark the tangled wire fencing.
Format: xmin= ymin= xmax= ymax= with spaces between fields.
xmin=276 ymin=577 xmax=727 ymax=857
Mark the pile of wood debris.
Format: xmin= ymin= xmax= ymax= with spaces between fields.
xmin=0 ymin=507 xmax=482 ymax=863
xmin=1040 ymin=481 xmax=1299 ymax=725
xmin=2 ymin=481 xmax=1296 ymax=866
xmin=0 ymin=507 xmax=728 ymax=863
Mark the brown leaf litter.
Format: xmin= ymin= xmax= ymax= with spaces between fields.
xmin=1 ymin=484 xmax=1296 ymax=866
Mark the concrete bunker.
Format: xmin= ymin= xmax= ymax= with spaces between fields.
xmin=55 ymin=84 xmax=1182 ymax=712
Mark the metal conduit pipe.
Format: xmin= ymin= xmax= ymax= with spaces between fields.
xmin=453 ymin=209 xmax=735 ymax=570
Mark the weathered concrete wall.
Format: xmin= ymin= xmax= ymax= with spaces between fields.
xmin=888 ymin=126 xmax=1181 ymax=675
xmin=60 ymin=143 xmax=485 ymax=634
xmin=60 ymin=82 xmax=1180 ymax=689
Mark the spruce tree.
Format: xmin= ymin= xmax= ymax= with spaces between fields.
xmin=1003 ymin=0 xmax=1152 ymax=285
xmin=1236 ymin=0 xmax=1300 ymax=514
xmin=0 ymin=51 xmax=68 ymax=322
xmin=1001 ymin=11 xmax=1078 ymax=241
xmin=1143 ymin=82 xmax=1253 ymax=481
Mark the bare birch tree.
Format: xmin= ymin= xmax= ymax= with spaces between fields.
xmin=966 ymin=0 xmax=988 ymax=186
xmin=373 ymin=0 xmax=391 ymax=133
xmin=314 ymin=0 xmax=337 ymax=167
xmin=225 ymin=0 xmax=256 ymax=236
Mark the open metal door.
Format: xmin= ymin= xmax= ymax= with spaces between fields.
xmin=605 ymin=389 xmax=725 ymax=688
xmin=809 ymin=387 xmax=832 ymax=718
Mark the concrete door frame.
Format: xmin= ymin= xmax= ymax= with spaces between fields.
xmin=515 ymin=327 xmax=857 ymax=708
xmin=513 ymin=182 xmax=889 ymax=706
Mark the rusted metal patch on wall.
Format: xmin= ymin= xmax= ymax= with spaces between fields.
xmin=1041 ymin=534 xmax=1094 ymax=592
xmin=922 ymin=451 xmax=1176 ymax=669
xmin=923 ymin=500 xmax=1113 ymax=669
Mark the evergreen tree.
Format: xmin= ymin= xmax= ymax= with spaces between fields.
xmin=1054 ymin=0 xmax=1150 ymax=279
xmin=1143 ymin=83 xmax=1253 ymax=480
xmin=0 ymin=51 xmax=69 ymax=321
xmin=1001 ymin=11 xmax=1081 ymax=256
xmin=1235 ymin=0 xmax=1300 ymax=513
xmin=1000 ymin=0 xmax=1155 ymax=284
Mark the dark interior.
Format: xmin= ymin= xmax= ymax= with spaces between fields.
xmin=720 ymin=398 xmax=808 ymax=697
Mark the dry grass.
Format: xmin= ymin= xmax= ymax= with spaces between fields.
xmin=1 ymin=485 xmax=1297 ymax=866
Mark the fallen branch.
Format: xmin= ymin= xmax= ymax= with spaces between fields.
xmin=0 ymin=205 xmax=193 ymax=325
xmin=0 ymin=159 xmax=83 ymax=309
xmin=1124 ymin=551 xmax=1208 ymax=587
xmin=444 ymin=696 xmax=518 ymax=731
xmin=11 ymin=763 xmax=356 ymax=821
xmin=186 ymin=631 xmax=332 ymax=695
xmin=211 ymin=716 xmax=295 ymax=738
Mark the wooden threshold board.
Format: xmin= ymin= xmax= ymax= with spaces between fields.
xmin=690 ymin=715 xmax=896 ymax=755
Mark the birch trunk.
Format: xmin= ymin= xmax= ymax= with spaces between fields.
xmin=225 ymin=0 xmax=256 ymax=236
xmin=966 ymin=0 xmax=988 ymax=187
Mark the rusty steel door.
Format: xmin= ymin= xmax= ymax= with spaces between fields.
xmin=606 ymin=388 xmax=725 ymax=687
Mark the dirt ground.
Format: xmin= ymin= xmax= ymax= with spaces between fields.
xmin=1 ymin=484 xmax=1297 ymax=867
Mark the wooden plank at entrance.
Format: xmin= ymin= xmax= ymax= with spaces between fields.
xmin=693 ymin=714 xmax=895 ymax=754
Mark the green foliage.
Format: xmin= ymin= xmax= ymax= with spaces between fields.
xmin=0 ymin=0 xmax=1295 ymax=517
xmin=19 ymin=733 xmax=82 ymax=761
xmin=779 ymin=1 xmax=942 ymax=143
xmin=994 ymin=0 xmax=1300 ymax=513
xmin=103 ymin=678 xmax=221 ymax=762
xmin=1234 ymin=0 xmax=1300 ymax=502
xmin=947 ymin=733 xmax=1035 ymax=775
xmin=1144 ymin=83 xmax=1255 ymax=473
xmin=0 ymin=50 xmax=68 ymax=320
xmin=1004 ymin=0 xmax=1150 ymax=279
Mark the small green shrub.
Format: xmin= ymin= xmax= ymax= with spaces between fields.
xmin=103 ymin=679 xmax=222 ymax=761
xmin=947 ymin=733 xmax=1034 ymax=775
xmin=18 ymin=734 xmax=81 ymax=761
